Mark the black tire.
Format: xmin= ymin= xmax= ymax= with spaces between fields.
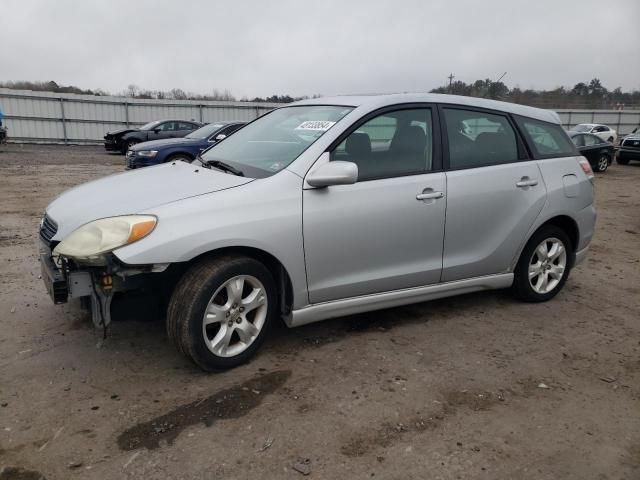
xmin=594 ymin=154 xmax=609 ymax=172
xmin=607 ymin=137 xmax=614 ymax=143
xmin=121 ymin=139 xmax=139 ymax=154
xmin=166 ymin=153 xmax=193 ymax=163
xmin=167 ymin=255 xmax=277 ymax=371
xmin=512 ymin=225 xmax=573 ymax=302
xmin=616 ymin=155 xmax=630 ymax=165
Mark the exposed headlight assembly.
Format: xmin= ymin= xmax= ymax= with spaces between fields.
xmin=53 ymin=215 xmax=157 ymax=263
xmin=137 ymin=150 xmax=158 ymax=157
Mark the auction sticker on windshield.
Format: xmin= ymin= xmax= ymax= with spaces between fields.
xmin=295 ymin=121 xmax=336 ymax=131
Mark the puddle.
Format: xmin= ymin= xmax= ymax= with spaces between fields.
xmin=117 ymin=370 xmax=291 ymax=451
xmin=0 ymin=467 xmax=46 ymax=480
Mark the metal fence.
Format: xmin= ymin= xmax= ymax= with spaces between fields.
xmin=0 ymin=88 xmax=279 ymax=144
xmin=556 ymin=109 xmax=639 ymax=137
xmin=2 ymin=88 xmax=639 ymax=144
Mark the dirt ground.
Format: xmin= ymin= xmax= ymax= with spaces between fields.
xmin=0 ymin=144 xmax=638 ymax=480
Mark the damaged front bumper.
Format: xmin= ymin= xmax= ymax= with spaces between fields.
xmin=39 ymin=240 xmax=166 ymax=329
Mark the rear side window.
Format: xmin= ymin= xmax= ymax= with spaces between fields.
xmin=516 ymin=116 xmax=577 ymax=158
xmin=443 ymin=108 xmax=519 ymax=169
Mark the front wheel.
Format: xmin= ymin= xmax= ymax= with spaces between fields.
xmin=512 ymin=225 xmax=572 ymax=302
xmin=595 ymin=154 xmax=609 ymax=172
xmin=121 ymin=139 xmax=139 ymax=154
xmin=167 ymin=255 xmax=276 ymax=371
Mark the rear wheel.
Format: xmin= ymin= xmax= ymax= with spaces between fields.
xmin=595 ymin=154 xmax=609 ymax=172
xmin=512 ymin=225 xmax=572 ymax=302
xmin=167 ymin=255 xmax=276 ymax=371
xmin=607 ymin=137 xmax=614 ymax=143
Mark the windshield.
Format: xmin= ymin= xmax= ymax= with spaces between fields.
xmin=139 ymin=120 xmax=162 ymax=131
xmin=572 ymin=124 xmax=592 ymax=133
xmin=200 ymin=105 xmax=353 ymax=177
xmin=186 ymin=123 xmax=226 ymax=139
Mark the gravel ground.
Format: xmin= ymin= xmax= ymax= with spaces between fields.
xmin=0 ymin=144 xmax=639 ymax=480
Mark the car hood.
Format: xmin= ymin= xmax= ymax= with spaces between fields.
xmin=130 ymin=137 xmax=201 ymax=151
xmin=46 ymin=161 xmax=253 ymax=240
xmin=106 ymin=128 xmax=137 ymax=137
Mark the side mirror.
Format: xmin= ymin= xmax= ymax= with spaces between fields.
xmin=306 ymin=160 xmax=358 ymax=188
xmin=153 ymin=128 xmax=160 ymax=133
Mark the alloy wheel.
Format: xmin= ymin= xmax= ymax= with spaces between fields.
xmin=202 ymin=275 xmax=268 ymax=358
xmin=598 ymin=156 xmax=608 ymax=172
xmin=528 ymin=237 xmax=567 ymax=294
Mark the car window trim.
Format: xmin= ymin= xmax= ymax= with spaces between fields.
xmin=324 ymin=103 xmax=443 ymax=182
xmin=437 ymin=103 xmax=530 ymax=172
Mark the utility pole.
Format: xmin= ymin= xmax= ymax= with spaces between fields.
xmin=448 ymin=73 xmax=455 ymax=93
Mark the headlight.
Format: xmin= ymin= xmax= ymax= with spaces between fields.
xmin=53 ymin=215 xmax=157 ymax=262
xmin=137 ymin=150 xmax=158 ymax=157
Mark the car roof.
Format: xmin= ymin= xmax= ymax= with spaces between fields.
xmin=291 ymin=93 xmax=561 ymax=124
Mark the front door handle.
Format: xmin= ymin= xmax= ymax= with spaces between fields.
xmin=516 ymin=177 xmax=538 ymax=188
xmin=416 ymin=191 xmax=444 ymax=201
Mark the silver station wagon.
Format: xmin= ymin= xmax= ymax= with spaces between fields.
xmin=39 ymin=94 xmax=596 ymax=370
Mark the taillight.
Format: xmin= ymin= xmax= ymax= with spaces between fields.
xmin=578 ymin=157 xmax=594 ymax=183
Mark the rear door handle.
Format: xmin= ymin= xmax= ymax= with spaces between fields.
xmin=416 ymin=191 xmax=444 ymax=201
xmin=516 ymin=178 xmax=538 ymax=188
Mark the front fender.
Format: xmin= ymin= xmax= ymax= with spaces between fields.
xmin=113 ymin=170 xmax=309 ymax=308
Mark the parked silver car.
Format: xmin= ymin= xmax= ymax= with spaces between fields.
xmin=39 ymin=94 xmax=596 ymax=370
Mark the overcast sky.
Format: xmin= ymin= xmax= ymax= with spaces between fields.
xmin=2 ymin=0 xmax=639 ymax=98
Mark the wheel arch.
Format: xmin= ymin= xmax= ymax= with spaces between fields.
xmin=181 ymin=246 xmax=295 ymax=318
xmin=512 ymin=214 xmax=580 ymax=271
xmin=165 ymin=150 xmax=196 ymax=162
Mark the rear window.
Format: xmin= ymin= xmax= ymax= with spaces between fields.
xmin=516 ymin=116 xmax=577 ymax=158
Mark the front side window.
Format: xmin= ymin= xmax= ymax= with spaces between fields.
xmin=516 ymin=116 xmax=577 ymax=158
xmin=200 ymin=106 xmax=353 ymax=178
xmin=157 ymin=122 xmax=177 ymax=131
xmin=139 ymin=120 xmax=162 ymax=131
xmin=443 ymin=108 xmax=518 ymax=169
xmin=330 ymin=108 xmax=433 ymax=181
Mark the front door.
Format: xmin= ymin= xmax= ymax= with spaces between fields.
xmin=303 ymin=107 xmax=446 ymax=304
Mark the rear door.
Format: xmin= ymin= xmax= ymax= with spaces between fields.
xmin=440 ymin=106 xmax=547 ymax=282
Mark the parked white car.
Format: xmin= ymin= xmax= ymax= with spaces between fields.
xmin=570 ymin=123 xmax=617 ymax=143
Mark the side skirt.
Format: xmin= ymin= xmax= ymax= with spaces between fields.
xmin=287 ymin=273 xmax=514 ymax=328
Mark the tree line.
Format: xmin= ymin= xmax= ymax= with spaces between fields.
xmin=1 ymin=78 xmax=638 ymax=108
xmin=0 ymin=80 xmax=314 ymax=103
xmin=430 ymin=78 xmax=639 ymax=109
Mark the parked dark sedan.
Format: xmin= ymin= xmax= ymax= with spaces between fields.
xmin=617 ymin=127 xmax=640 ymax=165
xmin=104 ymin=119 xmax=202 ymax=154
xmin=125 ymin=121 xmax=245 ymax=169
xmin=569 ymin=132 xmax=614 ymax=172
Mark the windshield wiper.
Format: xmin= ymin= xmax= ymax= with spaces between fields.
xmin=204 ymin=159 xmax=244 ymax=176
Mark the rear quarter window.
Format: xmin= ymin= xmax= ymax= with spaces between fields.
xmin=516 ymin=116 xmax=578 ymax=158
